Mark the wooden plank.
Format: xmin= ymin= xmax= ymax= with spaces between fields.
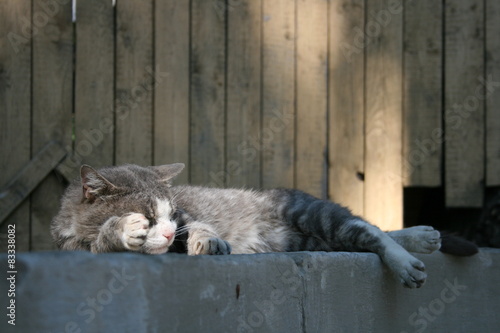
xmin=486 ymin=0 xmax=500 ymax=186
xmin=190 ymin=0 xmax=226 ymax=186
xmin=262 ymin=0 xmax=296 ymax=189
xmin=329 ymin=0 xmax=365 ymax=215
xmin=0 ymin=142 xmax=67 ymax=225
xmin=403 ymin=0 xmax=443 ymax=187
xmin=55 ymin=0 xmax=118 ymax=184
xmin=73 ymin=0 xmax=114 ymax=172
xmin=226 ymin=0 xmax=262 ymax=188
xmin=444 ymin=0 xmax=484 ymax=207
xmin=0 ymin=0 xmax=32 ymax=251
xmin=296 ymin=0 xmax=328 ymax=198
xmin=365 ymin=0 xmax=403 ymax=230
xmin=154 ymin=0 xmax=190 ymax=184
xmin=31 ymin=0 xmax=74 ymax=250
xmin=55 ymin=158 xmax=80 ymax=183
xmin=115 ymin=0 xmax=154 ymax=165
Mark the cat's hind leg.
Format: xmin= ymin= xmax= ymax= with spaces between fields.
xmin=277 ymin=189 xmax=428 ymax=288
xmin=387 ymin=226 xmax=441 ymax=254
xmin=342 ymin=220 xmax=428 ymax=288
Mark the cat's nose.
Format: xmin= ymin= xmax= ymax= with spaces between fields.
xmin=163 ymin=231 xmax=174 ymax=241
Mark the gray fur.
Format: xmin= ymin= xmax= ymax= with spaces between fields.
xmin=51 ymin=164 xmax=442 ymax=288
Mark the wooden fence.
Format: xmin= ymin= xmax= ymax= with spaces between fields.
xmin=1 ymin=0 xmax=499 ymax=251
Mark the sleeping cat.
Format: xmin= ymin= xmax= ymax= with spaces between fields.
xmin=51 ymin=163 xmax=443 ymax=289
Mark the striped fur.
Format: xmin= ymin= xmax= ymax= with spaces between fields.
xmin=51 ymin=164 xmax=442 ymax=288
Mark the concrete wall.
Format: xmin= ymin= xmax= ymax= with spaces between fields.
xmin=1 ymin=249 xmax=499 ymax=333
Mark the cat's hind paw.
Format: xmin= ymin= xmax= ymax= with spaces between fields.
xmin=412 ymin=226 xmax=441 ymax=253
xmin=119 ymin=213 xmax=150 ymax=251
xmin=194 ymin=237 xmax=232 ymax=255
xmin=384 ymin=250 xmax=427 ymax=289
xmin=389 ymin=226 xmax=441 ymax=254
xmin=398 ymin=257 xmax=427 ymax=289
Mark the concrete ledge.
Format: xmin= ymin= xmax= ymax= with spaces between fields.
xmin=1 ymin=249 xmax=499 ymax=332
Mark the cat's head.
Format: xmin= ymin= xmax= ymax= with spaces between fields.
xmin=79 ymin=163 xmax=185 ymax=254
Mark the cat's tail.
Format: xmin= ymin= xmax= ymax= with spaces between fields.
xmin=439 ymin=232 xmax=479 ymax=256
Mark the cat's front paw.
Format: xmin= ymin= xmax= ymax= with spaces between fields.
xmin=119 ymin=213 xmax=150 ymax=251
xmin=193 ymin=237 xmax=232 ymax=255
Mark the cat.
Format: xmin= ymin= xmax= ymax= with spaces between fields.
xmin=51 ymin=163 xmax=444 ymax=289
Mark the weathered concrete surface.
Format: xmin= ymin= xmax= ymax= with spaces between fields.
xmin=1 ymin=249 xmax=499 ymax=333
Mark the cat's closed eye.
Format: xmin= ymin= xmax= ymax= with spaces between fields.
xmin=147 ymin=217 xmax=157 ymax=225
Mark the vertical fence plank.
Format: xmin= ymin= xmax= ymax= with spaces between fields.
xmin=154 ymin=0 xmax=190 ymax=184
xmin=0 ymin=0 xmax=32 ymax=251
xmin=262 ymin=0 xmax=296 ymax=189
xmin=365 ymin=0 xmax=403 ymax=230
xmin=403 ymin=0 xmax=443 ymax=187
xmin=226 ymin=0 xmax=262 ymax=189
xmin=445 ymin=0 xmax=484 ymax=207
xmin=190 ymin=0 xmax=226 ymax=186
xmin=115 ymin=0 xmax=154 ymax=166
xmin=486 ymin=0 xmax=500 ymax=186
xmin=329 ymin=0 xmax=365 ymax=215
xmin=73 ymin=0 xmax=114 ymax=173
xmin=3 ymin=0 xmax=497 ymax=253
xmin=31 ymin=0 xmax=73 ymax=250
xmin=296 ymin=0 xmax=328 ymax=198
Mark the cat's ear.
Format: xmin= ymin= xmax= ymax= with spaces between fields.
xmin=80 ymin=165 xmax=118 ymax=201
xmin=150 ymin=163 xmax=185 ymax=185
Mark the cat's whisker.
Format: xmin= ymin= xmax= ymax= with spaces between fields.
xmin=170 ymin=192 xmax=182 ymax=206
xmin=175 ymin=227 xmax=189 ymax=233
xmin=176 ymin=224 xmax=191 ymax=231
xmin=175 ymin=226 xmax=191 ymax=236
